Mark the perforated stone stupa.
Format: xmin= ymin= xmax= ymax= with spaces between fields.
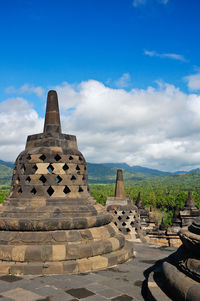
xmin=0 ymin=90 xmax=133 ymax=275
xmin=106 ymin=169 xmax=143 ymax=240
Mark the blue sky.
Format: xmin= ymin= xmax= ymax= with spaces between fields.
xmin=0 ymin=0 xmax=200 ymax=171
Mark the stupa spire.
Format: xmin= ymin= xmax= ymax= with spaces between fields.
xmin=115 ymin=169 xmax=125 ymax=198
xmin=185 ymin=191 xmax=196 ymax=209
xmin=43 ymin=90 xmax=61 ymax=134
xmin=136 ymin=192 xmax=143 ymax=208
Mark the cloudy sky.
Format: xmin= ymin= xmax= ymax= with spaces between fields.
xmin=0 ymin=0 xmax=200 ymax=172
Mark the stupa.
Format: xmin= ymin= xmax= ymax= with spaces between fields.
xmin=180 ymin=191 xmax=200 ymax=227
xmin=135 ymin=192 xmax=149 ymax=231
xmin=106 ymin=169 xmax=143 ymax=240
xmin=0 ymin=90 xmax=133 ymax=275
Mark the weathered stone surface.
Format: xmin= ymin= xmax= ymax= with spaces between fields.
xmin=0 ymin=90 xmax=133 ymax=275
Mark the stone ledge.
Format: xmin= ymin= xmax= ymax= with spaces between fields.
xmin=161 ymin=261 xmax=200 ymax=301
xmin=0 ymin=241 xmax=134 ymax=275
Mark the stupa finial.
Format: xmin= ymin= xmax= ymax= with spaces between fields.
xmin=115 ymin=169 xmax=125 ymax=198
xmin=185 ymin=191 xmax=196 ymax=209
xmin=136 ymin=191 xmax=143 ymax=208
xmin=43 ymin=90 xmax=61 ymax=134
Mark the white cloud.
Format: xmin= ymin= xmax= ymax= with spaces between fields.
xmin=144 ymin=50 xmax=187 ymax=62
xmin=52 ymin=80 xmax=200 ymax=171
xmin=184 ymin=71 xmax=200 ymax=91
xmin=0 ymin=97 xmax=43 ymax=161
xmin=115 ymin=73 xmax=131 ymax=88
xmin=2 ymin=80 xmax=200 ymax=172
xmin=5 ymin=84 xmax=44 ymax=97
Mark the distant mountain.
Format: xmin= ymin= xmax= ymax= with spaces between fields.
xmin=0 ymin=164 xmax=12 ymax=186
xmin=102 ymin=163 xmax=171 ymax=176
xmin=0 ymin=160 xmax=14 ymax=169
xmin=0 ymin=158 xmax=200 ymax=184
xmin=87 ymin=163 xmax=159 ymax=183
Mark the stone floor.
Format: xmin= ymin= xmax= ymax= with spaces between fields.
xmin=0 ymin=242 xmax=175 ymax=301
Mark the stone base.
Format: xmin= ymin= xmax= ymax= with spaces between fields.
xmin=0 ymin=241 xmax=134 ymax=275
xmin=147 ymin=261 xmax=200 ymax=301
xmin=146 ymin=234 xmax=182 ymax=248
xmin=161 ymin=261 xmax=200 ymax=301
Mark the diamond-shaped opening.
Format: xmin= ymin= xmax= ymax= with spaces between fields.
xmin=118 ymin=216 xmax=122 ymax=220
xmin=63 ymin=186 xmax=71 ymax=194
xmin=119 ymin=228 xmax=122 ymax=232
xmin=39 ymin=154 xmax=46 ymax=162
xmin=21 ymin=164 xmax=26 ymax=174
xmin=76 ymin=165 xmax=80 ymax=170
xmin=71 ymin=175 xmax=76 ymax=181
xmin=32 ymin=164 xmax=38 ymax=173
xmin=79 ymin=156 xmax=83 ymax=161
xmin=16 ymin=177 xmax=20 ymax=184
xmin=114 ymin=222 xmax=117 ymax=226
xmin=122 ymin=211 xmax=125 ymax=215
xmin=114 ymin=210 xmax=117 ymax=214
xmin=63 ymin=164 xmax=69 ymax=171
xmin=27 ymin=154 xmax=31 ymax=160
xmin=69 ymin=156 xmax=73 ymax=160
xmin=31 ymin=187 xmax=37 ymax=195
xmin=84 ymin=166 xmax=87 ymax=170
xmin=18 ymin=187 xmax=22 ymax=193
xmin=122 ymin=222 xmax=126 ymax=226
xmin=78 ymin=186 xmax=84 ymax=192
xmin=47 ymin=186 xmax=54 ymax=196
xmin=82 ymin=175 xmax=86 ymax=181
xmin=130 ymin=221 xmax=135 ymax=227
xmin=126 ymin=228 xmax=131 ymax=232
xmin=25 ymin=176 xmax=31 ymax=183
xmin=47 ymin=164 xmax=54 ymax=174
xmin=39 ymin=175 xmax=47 ymax=183
xmin=126 ymin=216 xmax=130 ymax=220
xmin=56 ymin=175 xmax=62 ymax=183
xmin=129 ymin=210 xmax=132 ymax=213
xmin=54 ymin=154 xmax=61 ymax=161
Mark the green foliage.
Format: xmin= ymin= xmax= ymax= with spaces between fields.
xmin=89 ymin=172 xmax=200 ymax=226
xmin=1 ymin=161 xmax=200 ymax=226
xmin=0 ymin=164 xmax=12 ymax=186
xmin=0 ymin=186 xmax=10 ymax=203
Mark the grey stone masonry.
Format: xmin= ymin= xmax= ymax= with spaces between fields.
xmin=0 ymin=90 xmax=133 ymax=275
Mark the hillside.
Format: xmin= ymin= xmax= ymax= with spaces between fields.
xmin=102 ymin=163 xmax=171 ymax=176
xmin=0 ymin=164 xmax=12 ymax=186
xmin=87 ymin=162 xmax=157 ymax=183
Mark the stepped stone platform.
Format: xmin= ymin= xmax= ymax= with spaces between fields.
xmin=0 ymin=242 xmax=175 ymax=301
xmin=0 ymin=90 xmax=133 ymax=275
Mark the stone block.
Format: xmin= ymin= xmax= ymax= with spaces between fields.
xmin=110 ymin=237 xmax=120 ymax=251
xmin=52 ymin=245 xmax=66 ymax=261
xmin=25 ymin=246 xmax=42 ymax=262
xmin=63 ymin=260 xmax=78 ymax=274
xmin=35 ymin=163 xmax=50 ymax=174
xmin=77 ymin=258 xmax=93 ymax=273
xmin=43 ymin=262 xmax=63 ymax=275
xmin=12 ymin=246 xmax=26 ymax=262
xmin=88 ymin=255 xmax=108 ymax=270
xmin=0 ymin=245 xmax=12 ymax=261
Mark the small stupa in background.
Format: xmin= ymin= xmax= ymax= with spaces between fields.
xmin=135 ymin=192 xmax=149 ymax=231
xmin=106 ymin=169 xmax=144 ymax=241
xmin=180 ymin=191 xmax=200 ymax=227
